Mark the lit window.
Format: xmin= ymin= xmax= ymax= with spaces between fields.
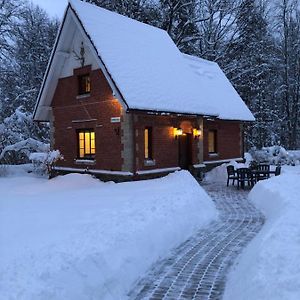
xmin=144 ymin=127 xmax=153 ymax=159
xmin=78 ymin=74 xmax=91 ymax=95
xmin=208 ymin=130 xmax=217 ymax=153
xmin=78 ymin=129 xmax=96 ymax=159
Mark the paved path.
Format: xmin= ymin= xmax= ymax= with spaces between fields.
xmin=128 ymin=182 xmax=264 ymax=300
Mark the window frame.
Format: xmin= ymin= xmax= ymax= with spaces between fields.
xmin=208 ymin=130 xmax=218 ymax=154
xmin=144 ymin=127 xmax=153 ymax=160
xmin=77 ymin=129 xmax=96 ymax=160
xmin=78 ymin=74 xmax=91 ymax=95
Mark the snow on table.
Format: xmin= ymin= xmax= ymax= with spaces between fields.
xmin=224 ymin=165 xmax=300 ymax=300
xmin=0 ymin=170 xmax=217 ymax=300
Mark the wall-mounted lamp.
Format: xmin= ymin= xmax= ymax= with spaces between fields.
xmin=193 ymin=128 xmax=202 ymax=139
xmin=174 ymin=127 xmax=183 ymax=139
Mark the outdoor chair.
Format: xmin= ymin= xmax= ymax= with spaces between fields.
xmin=275 ymin=166 xmax=281 ymax=176
xmin=226 ymin=165 xmax=238 ymax=186
xmin=256 ymin=164 xmax=270 ymax=181
xmin=237 ymin=168 xmax=255 ymax=189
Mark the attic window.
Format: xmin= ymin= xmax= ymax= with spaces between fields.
xmin=78 ymin=74 xmax=91 ymax=95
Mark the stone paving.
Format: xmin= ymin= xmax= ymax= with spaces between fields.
xmin=128 ymin=182 xmax=264 ymax=300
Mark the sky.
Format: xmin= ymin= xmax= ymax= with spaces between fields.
xmin=31 ymin=0 xmax=68 ymax=19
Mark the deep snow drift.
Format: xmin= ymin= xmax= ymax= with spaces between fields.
xmin=0 ymin=169 xmax=217 ymax=300
xmin=224 ymin=166 xmax=300 ymax=300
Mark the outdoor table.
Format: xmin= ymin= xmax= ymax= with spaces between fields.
xmin=251 ymin=169 xmax=272 ymax=181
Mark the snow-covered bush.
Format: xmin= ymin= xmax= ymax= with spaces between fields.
xmin=0 ymin=107 xmax=49 ymax=164
xmin=249 ymin=146 xmax=300 ymax=165
xmin=0 ymin=138 xmax=49 ymax=164
xmin=30 ymin=150 xmax=63 ymax=176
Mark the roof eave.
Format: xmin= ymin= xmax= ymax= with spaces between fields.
xmin=127 ymin=108 xmax=219 ymax=118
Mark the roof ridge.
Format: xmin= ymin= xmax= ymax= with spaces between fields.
xmin=69 ymin=0 xmax=167 ymax=34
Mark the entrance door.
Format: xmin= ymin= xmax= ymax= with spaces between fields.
xmin=178 ymin=133 xmax=192 ymax=169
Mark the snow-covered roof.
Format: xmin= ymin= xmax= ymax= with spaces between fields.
xmin=183 ymin=55 xmax=254 ymax=121
xmin=34 ymin=0 xmax=254 ymax=121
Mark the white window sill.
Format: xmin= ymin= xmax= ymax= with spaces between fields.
xmin=76 ymin=93 xmax=91 ymax=100
xmin=209 ymin=153 xmax=219 ymax=157
xmin=75 ymin=159 xmax=96 ymax=165
xmin=144 ymin=159 xmax=156 ymax=166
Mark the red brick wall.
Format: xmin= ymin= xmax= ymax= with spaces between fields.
xmin=203 ymin=119 xmax=242 ymax=161
xmin=133 ymin=114 xmax=200 ymax=171
xmin=52 ymin=66 xmax=123 ymax=171
xmin=51 ymin=66 xmax=242 ymax=173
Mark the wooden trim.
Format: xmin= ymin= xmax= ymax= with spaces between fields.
xmin=69 ymin=5 xmax=129 ymax=110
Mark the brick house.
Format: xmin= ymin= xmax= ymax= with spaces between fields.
xmin=34 ymin=0 xmax=254 ymax=181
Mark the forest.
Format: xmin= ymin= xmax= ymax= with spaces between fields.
xmin=0 ymin=0 xmax=300 ymax=163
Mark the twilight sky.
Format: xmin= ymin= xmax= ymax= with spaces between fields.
xmin=31 ymin=0 xmax=68 ymax=19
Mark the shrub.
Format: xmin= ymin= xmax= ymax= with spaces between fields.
xmin=249 ymin=146 xmax=300 ymax=166
xmin=30 ymin=150 xmax=63 ymax=176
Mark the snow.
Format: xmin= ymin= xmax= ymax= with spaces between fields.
xmin=29 ymin=150 xmax=61 ymax=164
xmin=249 ymin=146 xmax=300 ymax=165
xmin=224 ymin=165 xmax=300 ymax=300
xmin=204 ymin=160 xmax=248 ymax=183
xmin=53 ymin=166 xmax=133 ymax=176
xmin=0 ymin=169 xmax=217 ymax=300
xmin=203 ymin=157 xmax=244 ymax=165
xmin=136 ymin=167 xmax=180 ymax=175
xmin=183 ymin=54 xmax=255 ymax=121
xmin=0 ymin=138 xmax=49 ymax=160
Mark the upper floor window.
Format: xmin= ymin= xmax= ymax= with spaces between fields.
xmin=78 ymin=129 xmax=95 ymax=159
xmin=208 ymin=130 xmax=217 ymax=153
xmin=78 ymin=74 xmax=91 ymax=95
xmin=144 ymin=127 xmax=153 ymax=159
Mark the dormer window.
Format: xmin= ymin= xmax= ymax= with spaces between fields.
xmin=78 ymin=74 xmax=91 ymax=95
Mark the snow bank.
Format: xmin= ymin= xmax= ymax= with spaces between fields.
xmin=0 ymin=164 xmax=33 ymax=177
xmin=0 ymin=170 xmax=217 ymax=300
xmin=224 ymin=166 xmax=300 ymax=300
xmin=204 ymin=160 xmax=247 ymax=183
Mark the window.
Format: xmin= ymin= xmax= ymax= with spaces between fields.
xmin=78 ymin=129 xmax=96 ymax=159
xmin=208 ymin=130 xmax=217 ymax=153
xmin=144 ymin=127 xmax=153 ymax=159
xmin=78 ymin=74 xmax=91 ymax=95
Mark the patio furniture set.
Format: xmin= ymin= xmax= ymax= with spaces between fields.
xmin=227 ymin=164 xmax=281 ymax=189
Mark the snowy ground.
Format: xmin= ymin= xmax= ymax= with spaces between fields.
xmin=224 ymin=165 xmax=300 ymax=300
xmin=0 ymin=167 xmax=217 ymax=300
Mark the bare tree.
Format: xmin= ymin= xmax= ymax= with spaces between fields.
xmin=0 ymin=0 xmax=24 ymax=60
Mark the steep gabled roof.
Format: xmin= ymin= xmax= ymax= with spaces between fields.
xmin=34 ymin=0 xmax=254 ymax=121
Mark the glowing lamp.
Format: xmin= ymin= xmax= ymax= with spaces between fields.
xmin=193 ymin=128 xmax=202 ymax=139
xmin=174 ymin=127 xmax=183 ymax=139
